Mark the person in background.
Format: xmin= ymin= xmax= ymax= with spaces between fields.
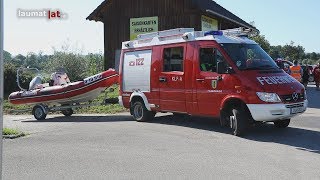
xmin=313 ymin=62 xmax=320 ymax=90
xmin=302 ymin=65 xmax=310 ymax=88
xmin=289 ymin=60 xmax=303 ymax=82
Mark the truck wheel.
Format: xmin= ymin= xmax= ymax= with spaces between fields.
xmin=62 ymin=109 xmax=73 ymax=116
xmin=32 ymin=105 xmax=47 ymax=120
xmin=230 ymin=107 xmax=248 ymax=136
xmin=132 ymin=101 xmax=155 ymax=122
xmin=273 ymin=119 xmax=290 ymax=128
xmin=308 ymin=76 xmax=314 ymax=82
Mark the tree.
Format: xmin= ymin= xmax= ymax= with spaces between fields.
xmin=269 ymin=45 xmax=282 ymax=60
xmin=45 ymin=51 xmax=88 ymax=81
xmin=281 ymin=41 xmax=305 ymax=61
xmin=3 ymin=50 xmax=12 ymax=63
xmin=12 ymin=54 xmax=26 ymax=67
xmin=310 ymin=52 xmax=318 ymax=60
xmin=25 ymin=52 xmax=40 ymax=69
xmin=86 ymin=53 xmax=104 ymax=75
xmin=250 ymin=34 xmax=271 ymax=53
xmin=3 ymin=63 xmax=33 ymax=95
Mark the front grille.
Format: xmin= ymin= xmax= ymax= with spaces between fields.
xmin=280 ymin=93 xmax=305 ymax=103
xmin=286 ymin=103 xmax=304 ymax=108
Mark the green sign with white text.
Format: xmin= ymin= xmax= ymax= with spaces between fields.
xmin=130 ymin=16 xmax=158 ymax=40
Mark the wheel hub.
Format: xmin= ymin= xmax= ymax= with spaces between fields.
xmin=230 ymin=116 xmax=235 ymax=129
xmin=134 ymin=104 xmax=143 ymax=119
xmin=35 ymin=108 xmax=43 ymax=118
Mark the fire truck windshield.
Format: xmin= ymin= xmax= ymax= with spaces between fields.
xmin=221 ymin=43 xmax=279 ymax=70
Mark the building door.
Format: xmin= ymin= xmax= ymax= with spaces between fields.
xmin=159 ymin=45 xmax=186 ymax=113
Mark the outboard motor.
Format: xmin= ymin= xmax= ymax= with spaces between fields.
xmin=29 ymin=76 xmax=42 ymax=90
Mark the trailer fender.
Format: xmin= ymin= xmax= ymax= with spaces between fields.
xmin=129 ymin=91 xmax=152 ymax=111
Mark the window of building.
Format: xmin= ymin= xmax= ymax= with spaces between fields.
xmin=163 ymin=47 xmax=184 ymax=72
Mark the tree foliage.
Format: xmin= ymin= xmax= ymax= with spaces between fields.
xmin=250 ymin=34 xmax=271 ymax=53
xmin=45 ymin=51 xmax=88 ymax=81
xmin=281 ymin=41 xmax=305 ymax=61
xmin=4 ymin=63 xmax=33 ymax=95
xmin=249 ymin=33 xmax=320 ymax=65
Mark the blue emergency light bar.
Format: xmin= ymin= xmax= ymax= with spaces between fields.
xmin=204 ymin=31 xmax=223 ymax=36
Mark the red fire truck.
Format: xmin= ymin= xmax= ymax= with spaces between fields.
xmin=118 ymin=28 xmax=307 ymax=136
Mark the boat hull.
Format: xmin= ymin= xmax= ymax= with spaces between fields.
xmin=9 ymin=69 xmax=119 ymax=105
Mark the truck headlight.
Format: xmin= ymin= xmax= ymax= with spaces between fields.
xmin=256 ymin=92 xmax=281 ymax=103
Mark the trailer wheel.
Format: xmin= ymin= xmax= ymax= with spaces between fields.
xmin=132 ymin=101 xmax=155 ymax=122
xmin=273 ymin=119 xmax=290 ymax=128
xmin=230 ymin=107 xmax=249 ymax=136
xmin=62 ymin=109 xmax=73 ymax=117
xmin=32 ymin=105 xmax=47 ymax=120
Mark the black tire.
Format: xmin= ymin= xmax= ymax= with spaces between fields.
xmin=131 ymin=101 xmax=155 ymax=122
xmin=62 ymin=108 xmax=73 ymax=116
xmin=230 ymin=107 xmax=249 ymax=136
xmin=273 ymin=119 xmax=290 ymax=128
xmin=32 ymin=105 xmax=47 ymax=120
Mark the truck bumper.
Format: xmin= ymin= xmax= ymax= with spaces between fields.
xmin=247 ymin=100 xmax=308 ymax=122
xmin=118 ymin=96 xmax=124 ymax=107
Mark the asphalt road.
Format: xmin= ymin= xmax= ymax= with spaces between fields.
xmin=3 ymin=84 xmax=320 ymax=180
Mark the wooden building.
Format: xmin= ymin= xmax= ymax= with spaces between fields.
xmin=87 ymin=0 xmax=257 ymax=70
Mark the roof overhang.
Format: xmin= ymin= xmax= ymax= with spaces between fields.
xmin=86 ymin=0 xmax=109 ymax=22
xmin=87 ymin=0 xmax=259 ymax=33
xmin=206 ymin=9 xmax=259 ymax=33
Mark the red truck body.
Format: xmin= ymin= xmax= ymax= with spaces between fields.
xmin=118 ymin=28 xmax=307 ymax=135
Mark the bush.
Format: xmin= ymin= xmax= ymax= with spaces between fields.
xmin=4 ymin=63 xmax=34 ymax=95
xmin=45 ymin=52 xmax=88 ymax=81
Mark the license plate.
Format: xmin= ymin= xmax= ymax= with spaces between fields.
xmin=290 ymin=106 xmax=305 ymax=114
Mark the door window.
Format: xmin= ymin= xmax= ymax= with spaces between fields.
xmin=199 ymin=48 xmax=227 ymax=72
xmin=163 ymin=47 xmax=184 ymax=72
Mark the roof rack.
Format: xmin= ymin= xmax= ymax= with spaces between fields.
xmin=123 ymin=27 xmax=257 ymax=49
xmin=221 ymin=27 xmax=258 ymax=36
xmin=136 ymin=28 xmax=194 ymax=41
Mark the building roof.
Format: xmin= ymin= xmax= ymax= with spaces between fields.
xmin=87 ymin=0 xmax=257 ymax=30
xmin=196 ymin=0 xmax=256 ymax=30
xmin=86 ymin=0 xmax=109 ymax=22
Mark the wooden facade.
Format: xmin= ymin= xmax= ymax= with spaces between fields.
xmin=87 ymin=0 xmax=257 ymax=70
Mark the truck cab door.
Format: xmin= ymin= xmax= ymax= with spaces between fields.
xmin=195 ymin=46 xmax=232 ymax=116
xmin=158 ymin=45 xmax=186 ymax=113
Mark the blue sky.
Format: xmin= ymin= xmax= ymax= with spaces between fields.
xmin=4 ymin=0 xmax=320 ymax=55
xmin=215 ymin=0 xmax=320 ymax=53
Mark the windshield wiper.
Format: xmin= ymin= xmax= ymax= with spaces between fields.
xmin=243 ymin=65 xmax=278 ymax=71
xmin=243 ymin=67 xmax=263 ymax=70
xmin=258 ymin=65 xmax=279 ymax=70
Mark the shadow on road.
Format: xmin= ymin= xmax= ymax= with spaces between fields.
xmin=151 ymin=114 xmax=320 ymax=154
xmin=21 ymin=113 xmax=320 ymax=154
xmin=22 ymin=115 xmax=133 ymax=123
xmin=306 ymin=85 xmax=320 ymax=109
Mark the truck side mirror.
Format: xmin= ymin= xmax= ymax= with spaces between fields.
xmin=217 ymin=61 xmax=234 ymax=74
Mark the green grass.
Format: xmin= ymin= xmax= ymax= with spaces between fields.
xmin=4 ymin=85 xmax=128 ymax=115
xmin=4 ymin=99 xmax=31 ymax=114
xmin=76 ymin=85 xmax=128 ymax=114
xmin=2 ymin=127 xmax=23 ymax=136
